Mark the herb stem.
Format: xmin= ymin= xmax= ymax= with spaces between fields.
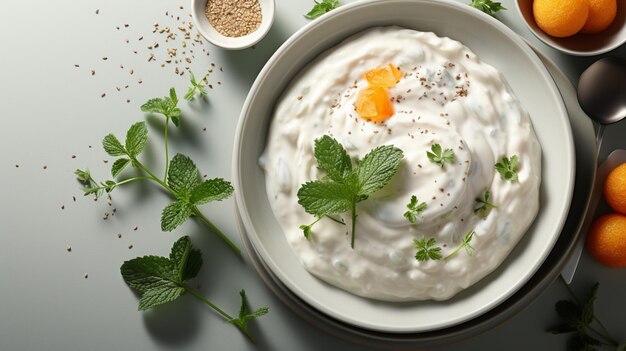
xmin=133 ymin=158 xmax=241 ymax=255
xmin=350 ymin=200 xmax=356 ymax=249
xmin=192 ymin=207 xmax=241 ymax=256
xmin=87 ymin=176 xmax=151 ymax=193
xmin=184 ymin=286 xmax=256 ymax=342
xmin=163 ymin=116 xmax=170 ymax=182
xmin=325 ymin=215 xmax=345 ymax=225
xmin=444 ymin=229 xmax=474 ymax=260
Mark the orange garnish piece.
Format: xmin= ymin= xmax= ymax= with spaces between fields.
xmin=364 ymin=64 xmax=403 ymax=88
xmin=356 ymin=86 xmax=393 ymax=122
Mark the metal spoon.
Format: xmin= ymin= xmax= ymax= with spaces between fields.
xmin=561 ymin=57 xmax=626 ymax=284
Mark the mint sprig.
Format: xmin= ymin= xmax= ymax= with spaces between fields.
xmin=184 ymin=72 xmax=208 ymax=101
xmin=548 ymin=283 xmax=618 ymax=350
xmin=495 ymin=155 xmax=519 ymax=182
xmin=76 ymin=88 xmax=240 ymax=255
xmin=469 ymin=0 xmax=506 ymax=16
xmin=297 ymin=135 xmax=404 ymax=248
xmin=121 ymin=236 xmax=267 ymax=343
xmin=404 ymin=195 xmax=427 ymax=223
xmin=305 ymin=0 xmax=339 ymax=19
xmin=426 ymin=143 xmax=455 ymax=167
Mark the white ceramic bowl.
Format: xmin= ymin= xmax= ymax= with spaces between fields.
xmin=233 ymin=0 xmax=575 ymax=333
xmin=191 ymin=0 xmax=275 ymax=50
xmin=516 ymin=0 xmax=626 ymax=56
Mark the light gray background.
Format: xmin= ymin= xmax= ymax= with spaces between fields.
xmin=0 ymin=0 xmax=624 ymax=350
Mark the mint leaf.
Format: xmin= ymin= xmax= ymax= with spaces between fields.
xmin=426 ymin=143 xmax=455 ymax=167
xmin=495 ymin=155 xmax=519 ymax=182
xmin=227 ymin=289 xmax=269 ymax=337
xmin=141 ymin=88 xmax=182 ymax=126
xmin=305 ymin=0 xmax=339 ymax=19
xmin=356 ymin=145 xmax=404 ymax=196
xmin=125 ymin=121 xmax=148 ymax=158
xmin=469 ymin=0 xmax=506 ymax=16
xmin=120 ymin=236 xmax=203 ymax=311
xmin=120 ymin=255 xmax=182 ymax=310
xmin=169 ymin=236 xmax=202 ymax=282
xmin=184 ymin=87 xmax=195 ymax=101
xmin=102 ymin=134 xmax=126 ymax=157
xmin=314 ymin=135 xmax=352 ymax=182
xmin=111 ymin=158 xmax=131 ymax=178
xmin=414 ymin=237 xmax=442 ymax=261
xmin=75 ymin=168 xmax=92 ymax=182
xmin=161 ymin=200 xmax=194 ymax=231
xmin=167 ymin=154 xmax=201 ymax=199
xmin=190 ymin=178 xmax=234 ymax=205
xmin=297 ymin=180 xmax=353 ymax=216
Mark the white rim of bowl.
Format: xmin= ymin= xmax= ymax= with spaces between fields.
xmin=233 ymin=0 xmax=575 ymax=333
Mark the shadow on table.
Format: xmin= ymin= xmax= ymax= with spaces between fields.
xmin=142 ymin=297 xmax=203 ymax=346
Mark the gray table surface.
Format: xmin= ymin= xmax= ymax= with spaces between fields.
xmin=1 ymin=0 xmax=625 ymax=350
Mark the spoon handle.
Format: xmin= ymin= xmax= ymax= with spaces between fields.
xmin=560 ymin=123 xmax=604 ymax=284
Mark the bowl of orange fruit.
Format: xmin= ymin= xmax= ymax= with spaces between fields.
xmin=588 ymin=150 xmax=626 ymax=268
xmin=516 ymin=0 xmax=626 ymax=56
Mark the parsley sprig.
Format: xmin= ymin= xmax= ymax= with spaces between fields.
xmin=413 ymin=229 xmax=476 ymax=262
xmin=469 ymin=0 xmax=506 ymax=16
xmin=184 ymin=72 xmax=208 ymax=101
xmin=121 ymin=236 xmax=268 ymax=343
xmin=305 ymin=0 xmax=339 ymax=19
xmin=495 ymin=155 xmax=520 ymax=182
xmin=427 ymin=144 xmax=456 ymax=167
xmin=549 ymin=282 xmax=619 ymax=350
xmin=75 ymin=88 xmax=240 ymax=255
xmin=404 ymin=195 xmax=427 ymax=223
xmin=474 ymin=189 xmax=497 ymax=219
xmin=413 ymin=237 xmax=442 ymax=261
xmin=297 ymin=135 xmax=403 ymax=248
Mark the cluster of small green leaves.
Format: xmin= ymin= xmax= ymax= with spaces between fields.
xmin=469 ymin=0 xmax=506 ymax=16
xmin=495 ymin=155 xmax=520 ymax=182
xmin=413 ymin=229 xmax=476 ymax=262
xmin=548 ymin=283 xmax=619 ymax=350
xmin=121 ymin=236 xmax=267 ymax=343
xmin=184 ymin=73 xmax=208 ymax=101
xmin=75 ymin=88 xmax=239 ymax=255
xmin=404 ymin=195 xmax=427 ymax=224
xmin=427 ymin=143 xmax=456 ymax=167
xmin=474 ymin=189 xmax=497 ymax=219
xmin=297 ymin=135 xmax=404 ymax=248
xmin=305 ymin=0 xmax=339 ymax=19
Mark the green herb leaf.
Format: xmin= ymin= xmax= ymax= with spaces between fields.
xmin=404 ymin=195 xmax=427 ymax=223
xmin=495 ymin=155 xmax=519 ymax=182
xmin=297 ymin=180 xmax=354 ymax=215
xmin=167 ymin=154 xmax=201 ymax=199
xmin=356 ymin=145 xmax=404 ymax=196
xmin=299 ymin=223 xmax=313 ymax=239
xmin=314 ymin=135 xmax=352 ymax=182
xmin=120 ymin=236 xmax=202 ymax=311
xmin=305 ymin=0 xmax=339 ymax=19
xmin=444 ymin=229 xmax=476 ymax=260
xmin=140 ymin=88 xmax=182 ymax=126
xmin=184 ymin=73 xmax=208 ymax=101
xmin=111 ymin=158 xmax=131 ymax=178
xmin=169 ymin=236 xmax=202 ymax=282
xmin=102 ymin=134 xmax=127 ymax=157
xmin=161 ymin=200 xmax=194 ymax=232
xmin=297 ymin=135 xmax=403 ymax=248
xmin=75 ymin=168 xmax=92 ymax=182
xmin=469 ymin=0 xmax=506 ymax=16
xmin=474 ymin=189 xmax=497 ymax=218
xmin=426 ymin=143 xmax=456 ymax=167
xmin=125 ymin=121 xmax=148 ymax=158
xmin=120 ymin=255 xmax=183 ymax=310
xmin=414 ymin=237 xmax=442 ymax=261
xmin=227 ymin=289 xmax=269 ymax=338
xmin=190 ymin=178 xmax=234 ymax=205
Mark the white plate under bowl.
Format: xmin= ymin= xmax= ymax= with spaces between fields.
xmin=233 ymin=0 xmax=575 ymax=333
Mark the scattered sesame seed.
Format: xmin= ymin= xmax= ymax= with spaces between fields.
xmin=66 ymin=246 xmax=72 ymax=252
xmin=128 ymin=244 xmax=134 ymax=249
